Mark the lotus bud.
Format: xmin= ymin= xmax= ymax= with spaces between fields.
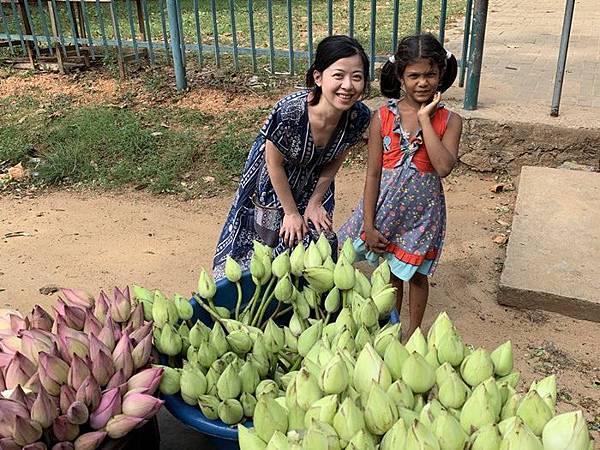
xmin=4 ymin=352 xmax=36 ymax=390
xmin=288 ymin=312 xmax=304 ymax=338
xmin=122 ymin=392 xmax=164 ymax=419
xmin=382 ymin=339 xmax=409 ymax=381
xmin=363 ymin=384 xmax=398 ymax=435
xmin=303 ymin=267 xmax=334 ymax=293
xmin=312 ymin=233 xmax=330 ymax=260
xmin=432 ymin=410 xmax=467 ymax=450
xmin=197 ymin=268 xmax=217 ymax=299
xmin=373 ymin=323 xmax=400 ymax=354
xmin=108 ymin=287 xmax=131 ymax=323
xmin=501 ymin=392 xmax=521 ymax=421
xmin=459 ymin=348 xmax=494 ymax=387
xmin=51 ymin=443 xmax=74 ymax=450
xmin=403 ymin=420 xmax=440 ymax=450
xmin=109 ymin=334 xmax=133 ymax=380
xmin=303 ymin=242 xmax=322 ymax=269
xmin=256 ymin=379 xmax=279 ymax=402
xmin=254 ymin=397 xmax=288 ymax=443
xmin=105 ymin=414 xmax=145 ymax=440
xmin=467 ymin=424 xmax=502 ymax=450
xmin=436 ymin=330 xmax=464 ymax=367
xmin=73 ymin=431 xmax=107 ymax=450
xmin=215 ymin=399 xmax=243 ymax=425
xmin=400 ymin=352 xmax=435 ymax=394
xmin=159 ymin=323 xmax=183 ymax=357
xmin=237 ymin=392 xmax=256 ymax=418
xmin=29 ymin=305 xmax=53 ymax=331
xmin=320 ymin=288 xmax=340 ymax=315
xmin=195 ymin=342 xmax=217 ymax=369
xmin=331 ymin=397 xmax=365 ymax=446
xmin=498 ymin=416 xmax=518 ymax=437
xmin=179 ymin=363 xmax=207 ymax=405
xmin=95 ymin=322 xmax=116 ymax=354
xmin=155 ymin=366 xmax=180 ymax=396
xmin=216 ymin=364 xmax=242 ymax=401
xmin=209 ymin=322 xmax=229 ymax=357
xmin=297 ymin=320 xmax=323 ymax=357
xmin=541 ymin=410 xmax=590 ymax=450
xmin=358 ymin=298 xmax=377 ymax=328
xmin=55 ymin=302 xmax=85 ymax=331
xmin=67 ymin=354 xmax=91 ymax=391
xmin=127 ymin=367 xmax=164 ymax=396
xmin=333 ymin=255 xmax=355 ymax=290
xmin=224 ymin=255 xmax=243 ymax=283
xmin=59 ymin=384 xmax=77 ymax=414
xmin=37 ymin=352 xmax=67 ymax=394
xmin=270 ymin=251 xmax=290 ymax=279
xmin=53 ymin=415 xmax=80 ymax=442
xmin=319 ymin=354 xmax=348 ymax=395
xmin=530 ymin=374 xmax=557 ymax=410
xmin=91 ymin=291 xmax=109 ymax=324
xmin=189 ymin=321 xmax=210 ymax=347
xmin=303 ymin=394 xmax=337 ymax=428
xmin=90 ymin=348 xmax=115 ymax=388
xmin=223 ymin=331 xmax=251 ymax=356
xmin=500 ymin=419 xmax=543 ymax=449
xmin=418 ymin=399 xmax=444 ymax=429
xmin=13 ymin=416 xmax=43 ymax=447
xmin=250 ymin=254 xmax=266 ymax=281
xmin=128 ymin=333 xmax=152 ymax=371
xmin=238 ymin=423 xmax=268 ymax=450
xmin=370 ymin=273 xmax=387 ymax=298
xmin=30 ymin=386 xmax=59 ymax=429
xmin=59 ymin=287 xmax=94 ymax=308
xmin=353 ymin=343 xmax=392 ymax=398
xmin=292 ymin=368 xmax=322 ymax=411
xmin=264 ymin=320 xmax=285 ymax=353
xmin=22 ymin=442 xmax=47 ymax=450
xmin=437 ymin=369 xmax=469 ymax=409
xmin=460 ymin=383 xmax=497 ymax=433
xmin=273 ymin=276 xmax=293 ymax=304
xmin=498 ymin=371 xmax=520 ymax=389
xmin=89 ymin=388 xmax=122 ymax=429
xmin=489 ymin=340 xmax=513 ymax=377
xmin=319 ymin=256 xmax=334 ymax=273
xmin=387 ymin=380 xmax=415 ymax=410
xmin=66 ymin=401 xmax=89 ymax=425
xmin=260 ymin=254 xmax=272 ymax=285
xmin=405 ymin=328 xmax=428 ymax=356
xmin=516 ymin=390 xmax=553 ymax=436
xmin=132 ymin=284 xmax=154 ymax=303
xmin=353 ymin=325 xmax=370 ymax=351
xmin=194 ymin=395 xmax=219 ymax=420
xmin=339 ymin=237 xmax=356 ymax=264
xmin=150 ymin=291 xmax=169 ymax=328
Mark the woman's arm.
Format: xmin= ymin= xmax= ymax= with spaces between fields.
xmin=418 ymin=92 xmax=463 ymax=178
xmin=265 ymin=140 xmax=307 ymax=247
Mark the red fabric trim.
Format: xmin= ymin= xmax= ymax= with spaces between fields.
xmin=359 ymin=231 xmax=438 ymax=266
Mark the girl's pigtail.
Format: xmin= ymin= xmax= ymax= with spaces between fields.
xmin=380 ymin=60 xmax=401 ymax=99
xmin=438 ymin=52 xmax=458 ymax=93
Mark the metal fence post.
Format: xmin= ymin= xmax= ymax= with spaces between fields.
xmin=550 ymin=0 xmax=575 ymax=117
xmin=463 ymin=0 xmax=488 ymax=110
xmin=166 ymin=0 xmax=187 ymax=91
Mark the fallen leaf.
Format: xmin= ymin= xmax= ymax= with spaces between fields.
xmin=8 ymin=163 xmax=26 ymax=181
xmin=493 ymin=234 xmax=508 ymax=245
xmin=202 ymin=176 xmax=215 ymax=183
xmin=496 ymin=219 xmax=510 ymax=227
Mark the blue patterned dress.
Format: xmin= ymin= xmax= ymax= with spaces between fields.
xmin=213 ymin=90 xmax=371 ymax=279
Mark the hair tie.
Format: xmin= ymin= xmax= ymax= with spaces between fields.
xmin=446 ymin=50 xmax=453 ymax=60
xmin=388 ymin=55 xmax=395 ymax=64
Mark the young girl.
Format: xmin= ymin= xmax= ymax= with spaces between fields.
xmin=338 ymin=33 xmax=462 ymax=338
xmin=213 ymin=35 xmax=372 ymax=279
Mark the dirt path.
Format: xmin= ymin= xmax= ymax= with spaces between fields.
xmin=1 ymin=168 xmax=599 ymax=439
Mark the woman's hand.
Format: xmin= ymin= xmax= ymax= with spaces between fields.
xmin=364 ymin=227 xmax=389 ymax=254
xmin=280 ymin=213 xmax=308 ymax=247
xmin=417 ymin=91 xmax=442 ymax=123
xmin=304 ymin=201 xmax=333 ymax=232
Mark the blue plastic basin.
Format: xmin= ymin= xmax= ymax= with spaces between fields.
xmin=161 ymin=271 xmax=400 ymax=450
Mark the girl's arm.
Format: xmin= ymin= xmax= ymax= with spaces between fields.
xmin=418 ymin=92 xmax=463 ymax=178
xmin=362 ymin=112 xmax=389 ymax=253
xmin=265 ymin=140 xmax=308 ymax=247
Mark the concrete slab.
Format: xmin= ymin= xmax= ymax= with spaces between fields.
xmin=498 ymin=166 xmax=600 ymax=322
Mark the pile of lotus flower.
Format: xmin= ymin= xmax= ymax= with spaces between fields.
xmin=0 ymin=287 xmax=164 ymax=449
xmin=238 ymin=311 xmax=594 ymax=449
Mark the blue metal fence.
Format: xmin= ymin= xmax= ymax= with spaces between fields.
xmin=0 ymin=0 xmax=485 ymax=106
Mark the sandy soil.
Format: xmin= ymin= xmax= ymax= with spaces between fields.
xmin=1 ymin=168 xmax=599 ymax=442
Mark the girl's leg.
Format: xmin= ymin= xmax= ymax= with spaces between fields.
xmin=391 ymin=274 xmax=404 ymax=315
xmin=406 ymin=272 xmax=429 ymax=339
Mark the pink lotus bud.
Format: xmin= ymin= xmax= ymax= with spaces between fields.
xmin=52 ymin=443 xmax=74 ymax=450
xmin=23 ymin=442 xmax=47 ymax=450
xmin=90 ymin=349 xmax=115 ymax=388
xmin=93 ymin=292 xmax=110 ymax=324
xmin=30 ymin=386 xmax=60 ymax=429
xmin=73 ymin=431 xmax=107 ymax=450
xmin=112 ymin=334 xmax=134 ymax=379
xmin=39 ymin=352 xmax=69 ymax=384
xmin=60 ymin=288 xmax=94 ymax=309
xmin=0 ymin=438 xmax=21 ymax=450
xmin=0 ymin=399 xmax=30 ymax=438
xmin=20 ymin=330 xmax=53 ymax=365
xmin=24 ymin=372 xmax=41 ymax=395
xmin=7 ymin=384 xmax=34 ymax=410
xmin=109 ymin=287 xmax=132 ymax=323
xmin=0 ymin=335 xmax=21 ymax=355
xmin=126 ymin=366 xmax=163 ymax=395
xmin=54 ymin=300 xmax=85 ymax=331
xmin=122 ymin=392 xmax=164 ymax=419
xmin=127 ymin=303 xmax=144 ymax=331
xmin=67 ymin=401 xmax=89 ymax=425
xmin=89 ymin=388 xmax=121 ymax=430
xmin=9 ymin=314 xmax=29 ymax=333
xmin=0 ymin=369 xmax=5 ymax=391
xmin=52 ymin=415 xmax=79 ymax=442
xmin=29 ymin=305 xmax=54 ymax=332
xmin=97 ymin=320 xmax=116 ymax=352
xmin=14 ymin=416 xmax=43 ymax=446
xmin=83 ymin=311 xmax=103 ymax=337
xmin=105 ymin=369 xmax=126 ymax=392
xmin=59 ymin=385 xmax=77 ymax=415
xmin=129 ymin=322 xmax=152 ymax=346
xmin=5 ymin=352 xmax=36 ymax=390
xmin=57 ymin=326 xmax=89 ymax=362
xmin=105 ymin=414 xmax=145 ymax=440
xmin=131 ymin=333 xmax=152 ymax=370
xmin=67 ymin=355 xmax=91 ymax=391
xmin=0 ymin=352 xmax=13 ymax=369
xmin=76 ymin=375 xmax=101 ymax=411
xmin=88 ymin=335 xmax=110 ymax=361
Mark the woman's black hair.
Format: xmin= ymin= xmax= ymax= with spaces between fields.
xmin=306 ymin=35 xmax=371 ymax=105
xmin=380 ymin=33 xmax=458 ymax=99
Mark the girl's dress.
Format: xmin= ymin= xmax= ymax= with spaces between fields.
xmin=213 ymin=90 xmax=371 ymax=279
xmin=338 ymin=99 xmax=451 ymax=281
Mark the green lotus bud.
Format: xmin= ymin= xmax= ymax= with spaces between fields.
xmin=289 ymin=243 xmax=305 ymax=277
xmin=238 ymin=392 xmax=257 ymax=418
xmin=425 ymin=347 xmax=441 ymax=370
xmin=263 ymin=320 xmax=284 ymax=353
xmin=480 ymin=377 xmax=502 ymax=419
xmin=332 ymin=397 xmax=365 ymax=447
xmin=405 ymin=327 xmax=428 ymax=356
xmin=370 ymin=271 xmax=387 ymax=297
xmin=354 ymin=325 xmax=372 ymax=351
xmin=273 ymin=276 xmax=294 ymax=303
xmin=158 ymin=366 xmax=181 ymax=395
xmin=380 ymin=418 xmax=407 ymax=450
xmin=346 ymin=429 xmax=376 ymax=450
xmin=319 ymin=354 xmax=348 ymax=394
xmin=354 ymin=268 xmax=371 ymax=298
xmin=303 ymin=241 xmax=322 ymax=269
xmin=530 ymin=374 xmax=557 ymax=411
xmin=516 ymin=390 xmax=553 ymax=436
xmin=468 ymin=424 xmax=502 ymax=450
xmin=405 ymin=420 xmax=441 ymax=450
xmin=304 ymin=394 xmax=338 ymax=428
xmin=301 ymin=425 xmax=328 ymax=450
xmin=436 ymin=330 xmax=464 ymax=367
xmin=437 ymin=369 xmax=469 ymax=409
xmin=266 ymin=430 xmax=289 ymax=450
xmin=542 ymin=410 xmax=590 ymax=450
xmin=260 ymin=254 xmax=273 ymax=285
xmin=238 ymin=423 xmax=268 ymax=450
xmin=180 ymin=363 xmax=207 ymax=405
xmin=399 ymin=407 xmax=419 ymax=427
xmin=209 ymin=322 xmax=229 ymax=357
xmin=196 ymin=341 xmax=217 ymax=368
xmin=333 ymin=255 xmax=355 ymax=290
xmin=313 ymin=233 xmax=331 ymax=260
xmin=371 ymin=286 xmax=396 ymax=319
xmin=323 ymin=255 xmax=336 ymax=271
xmin=303 ymin=267 xmax=334 ymax=293
xmin=401 ymin=352 xmax=436 ymax=394
xmin=501 ymin=391 xmax=521 ymax=421
xmin=197 ymin=268 xmax=217 ymax=299
xmin=374 ymin=322 xmax=400 ymax=354
xmin=413 ymin=394 xmax=425 ymax=414
xmin=353 ymin=343 xmax=392 ymax=398
xmin=334 ymin=328 xmax=355 ymax=354
xmin=256 ymin=379 xmax=279 ymax=402
xmin=216 ymin=363 xmax=242 ymax=400
xmin=251 ymin=254 xmax=266 ymax=281
xmin=189 ymin=320 xmax=210 ymax=347
xmin=426 ymin=312 xmax=454 ymax=350
xmin=303 ymin=287 xmax=319 ymax=309
xmin=498 ymin=371 xmax=520 ymax=389
xmin=459 ymin=348 xmax=494 ymax=387
xmin=435 ymin=362 xmax=456 ymax=385
xmin=341 ymin=238 xmax=357 ymax=264
xmin=324 ymin=288 xmax=341 ymax=314
xmin=498 ymin=416 xmax=518 ymax=437
xmin=295 ymin=368 xmax=322 ymax=410
xmin=254 ymin=397 xmax=289 ymax=443
xmin=500 ymin=419 xmax=543 ymax=449
xmin=433 ymin=410 xmax=467 ymax=450
xmin=460 ymin=383 xmax=497 ymax=433
xmin=225 ymin=330 xmax=252 ymax=355
xmin=283 ymin=327 xmax=298 ymax=353
xmin=151 ymin=291 xmax=169 ymax=328
xmin=360 ymin=298 xmax=379 ymax=328
xmin=171 ymin=294 xmax=193 ymax=322
xmin=387 ymin=380 xmax=415 ymax=410
xmin=159 ymin=323 xmax=183 ymax=356
xmin=335 ymin=308 xmax=356 ymax=335
xmin=297 ymin=320 xmax=323 ymax=357
xmin=223 ymin=256 xmax=242 ymax=283
xmin=236 ymin=362 xmax=258 ymax=394
xmin=487 ymin=340 xmax=512 ymax=377
xmin=419 ymin=399 xmax=445 ymax=429
xmin=218 ymin=398 xmax=244 ymax=425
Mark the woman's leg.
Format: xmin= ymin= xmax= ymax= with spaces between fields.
xmin=391 ymin=274 xmax=404 ymax=316
xmin=406 ymin=272 xmax=429 ymax=339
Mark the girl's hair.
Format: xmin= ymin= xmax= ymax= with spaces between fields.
xmin=380 ymin=33 xmax=458 ymax=99
xmin=306 ymin=35 xmax=371 ymax=105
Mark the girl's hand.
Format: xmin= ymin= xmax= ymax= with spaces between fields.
xmin=304 ymin=201 xmax=333 ymax=232
xmin=365 ymin=228 xmax=389 ymax=254
xmin=418 ymin=91 xmax=442 ymax=122
xmin=280 ymin=213 xmax=308 ymax=247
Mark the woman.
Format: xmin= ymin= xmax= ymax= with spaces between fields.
xmin=213 ymin=35 xmax=372 ymax=278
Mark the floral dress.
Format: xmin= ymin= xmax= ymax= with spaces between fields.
xmin=213 ymin=90 xmax=371 ymax=279
xmin=338 ymin=99 xmax=452 ymax=281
